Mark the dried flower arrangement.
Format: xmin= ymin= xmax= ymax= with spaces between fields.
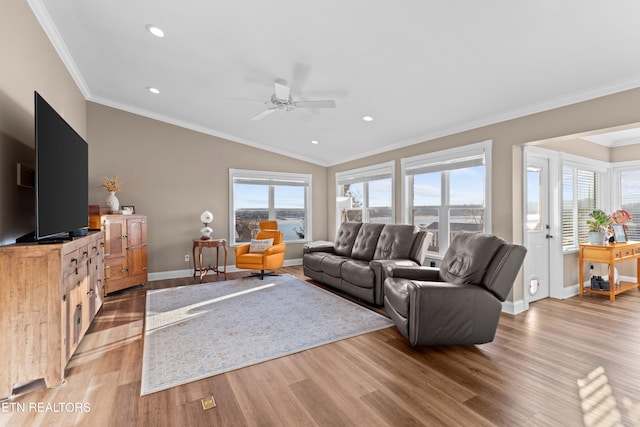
xmin=102 ymin=175 xmax=122 ymax=193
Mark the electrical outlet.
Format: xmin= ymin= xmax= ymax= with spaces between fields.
xmin=184 ymin=254 xmax=190 ymax=262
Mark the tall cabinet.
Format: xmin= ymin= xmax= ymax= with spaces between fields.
xmin=91 ymin=214 xmax=148 ymax=294
xmin=0 ymin=232 xmax=104 ymax=397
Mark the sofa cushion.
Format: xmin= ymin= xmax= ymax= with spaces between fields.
xmin=321 ymin=254 xmax=351 ymax=277
xmin=439 ymin=231 xmax=504 ymax=285
xmin=302 ymin=252 xmax=326 ymax=272
xmin=334 ymin=222 xmax=363 ymax=256
xmin=373 ymin=224 xmax=417 ymax=260
xmin=351 ymin=223 xmax=385 ymax=261
xmin=341 ymin=260 xmax=375 ymax=288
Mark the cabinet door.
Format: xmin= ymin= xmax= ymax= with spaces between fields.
xmin=103 ymin=217 xmax=128 ymax=289
xmin=103 ymin=218 xmax=127 ymax=259
xmin=126 ymin=217 xmax=148 ymax=276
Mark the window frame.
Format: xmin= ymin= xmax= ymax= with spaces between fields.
xmin=335 ymin=161 xmax=395 ymax=229
xmin=612 ymin=160 xmax=640 ymax=242
xmin=229 ymin=168 xmax=312 ymax=246
xmin=400 ymin=140 xmax=492 ymax=257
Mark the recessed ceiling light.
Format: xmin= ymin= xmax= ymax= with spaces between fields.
xmin=147 ymin=87 xmax=160 ymax=94
xmin=311 ymin=140 xmax=319 ymax=144
xmin=146 ymin=25 xmax=165 ymax=38
xmin=362 ymin=115 xmax=374 ymax=122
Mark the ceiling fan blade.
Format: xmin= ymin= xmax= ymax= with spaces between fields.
xmin=294 ymin=100 xmax=336 ymax=108
xmin=251 ymin=108 xmax=277 ymax=120
xmin=274 ymin=82 xmax=290 ymax=101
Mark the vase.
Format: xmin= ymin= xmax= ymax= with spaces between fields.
xmin=106 ymin=191 xmax=120 ymax=213
xmin=587 ymin=231 xmax=606 ymax=245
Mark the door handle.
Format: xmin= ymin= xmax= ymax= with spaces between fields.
xmin=545 ymin=234 xmax=553 ymax=239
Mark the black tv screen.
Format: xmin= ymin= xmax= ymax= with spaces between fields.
xmin=35 ymin=92 xmax=88 ymax=240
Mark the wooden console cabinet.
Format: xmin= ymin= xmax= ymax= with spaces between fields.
xmin=91 ymin=214 xmax=148 ymax=294
xmin=0 ymin=231 xmax=104 ymax=397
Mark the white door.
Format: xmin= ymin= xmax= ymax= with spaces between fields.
xmin=525 ymin=156 xmax=551 ymax=302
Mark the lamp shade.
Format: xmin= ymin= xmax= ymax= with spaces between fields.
xmin=336 ymin=196 xmax=353 ymax=209
xmin=200 ymin=210 xmax=214 ymax=224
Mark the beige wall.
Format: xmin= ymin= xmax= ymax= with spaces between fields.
xmin=0 ymin=0 xmax=86 ymax=245
xmin=87 ymin=103 xmax=328 ymax=273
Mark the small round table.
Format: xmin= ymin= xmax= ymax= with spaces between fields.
xmin=192 ymin=238 xmax=227 ymax=282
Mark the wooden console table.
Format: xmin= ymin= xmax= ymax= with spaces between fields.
xmin=579 ymin=241 xmax=640 ymax=302
xmin=193 ymin=238 xmax=227 ymax=282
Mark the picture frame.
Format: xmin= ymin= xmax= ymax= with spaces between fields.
xmin=121 ymin=205 xmax=135 ymax=214
xmin=612 ymin=224 xmax=627 ymax=243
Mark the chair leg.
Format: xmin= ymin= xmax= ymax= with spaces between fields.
xmin=244 ymin=269 xmax=280 ymax=280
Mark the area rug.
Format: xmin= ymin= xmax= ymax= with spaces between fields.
xmin=140 ymin=274 xmax=393 ymax=395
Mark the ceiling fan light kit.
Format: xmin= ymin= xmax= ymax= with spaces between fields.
xmin=250 ymin=81 xmax=336 ymax=120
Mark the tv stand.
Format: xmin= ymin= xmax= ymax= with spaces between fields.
xmin=0 ymin=232 xmax=105 ymax=397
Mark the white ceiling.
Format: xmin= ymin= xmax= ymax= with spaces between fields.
xmin=30 ymin=1 xmax=640 ymax=166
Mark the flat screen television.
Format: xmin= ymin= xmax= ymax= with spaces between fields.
xmin=19 ymin=92 xmax=89 ymax=242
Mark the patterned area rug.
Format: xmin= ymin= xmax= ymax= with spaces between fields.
xmin=140 ymin=274 xmax=393 ymax=395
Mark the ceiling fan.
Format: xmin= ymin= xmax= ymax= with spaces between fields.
xmin=250 ymin=81 xmax=336 ymax=120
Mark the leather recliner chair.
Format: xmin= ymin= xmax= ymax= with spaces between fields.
xmin=383 ymin=231 xmax=527 ymax=346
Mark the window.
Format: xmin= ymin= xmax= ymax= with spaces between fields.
xmin=618 ymin=169 xmax=640 ymax=241
xmin=401 ymin=141 xmax=491 ymax=255
xmin=562 ymin=164 xmax=604 ymax=250
xmin=229 ymin=169 xmax=311 ymax=245
xmin=336 ymin=162 xmax=394 ymax=227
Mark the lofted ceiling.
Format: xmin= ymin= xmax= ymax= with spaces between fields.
xmin=30 ymin=1 xmax=640 ymax=166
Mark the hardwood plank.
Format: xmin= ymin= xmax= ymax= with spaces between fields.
xmin=3 ymin=266 xmax=640 ymax=426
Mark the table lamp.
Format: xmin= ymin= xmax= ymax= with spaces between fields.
xmin=200 ymin=210 xmax=214 ymax=240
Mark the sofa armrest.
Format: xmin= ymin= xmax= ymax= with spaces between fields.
xmin=303 ymin=240 xmax=335 ymax=254
xmin=387 ymin=266 xmax=441 ymax=281
xmin=369 ymin=259 xmax=421 ymax=306
xmin=406 ymin=280 xmax=502 ymax=345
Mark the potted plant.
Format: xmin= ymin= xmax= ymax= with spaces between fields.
xmin=587 ymin=209 xmax=610 ymax=244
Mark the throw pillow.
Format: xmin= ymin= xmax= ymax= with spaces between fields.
xmin=249 ymin=238 xmax=274 ymax=253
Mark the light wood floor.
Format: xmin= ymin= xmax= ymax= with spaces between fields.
xmin=3 ymin=266 xmax=640 ymax=426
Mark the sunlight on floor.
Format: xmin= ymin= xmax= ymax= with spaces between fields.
xmin=577 ymin=366 xmax=623 ymax=426
xmin=148 ymin=282 xmax=278 ymax=332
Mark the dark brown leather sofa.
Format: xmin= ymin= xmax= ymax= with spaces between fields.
xmin=303 ymin=222 xmax=429 ymax=306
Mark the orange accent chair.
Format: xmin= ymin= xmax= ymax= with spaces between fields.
xmin=235 ymin=229 xmax=286 ymax=279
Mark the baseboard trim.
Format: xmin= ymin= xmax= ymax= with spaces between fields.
xmin=502 ymin=299 xmax=526 ymax=315
xmin=148 ymin=258 xmax=303 ymax=282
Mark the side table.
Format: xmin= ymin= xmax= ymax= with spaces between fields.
xmin=578 ymin=241 xmax=640 ymax=302
xmin=193 ymin=238 xmax=227 ymax=282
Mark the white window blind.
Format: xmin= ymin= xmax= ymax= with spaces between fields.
xmin=562 ymin=166 xmax=602 ymax=249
